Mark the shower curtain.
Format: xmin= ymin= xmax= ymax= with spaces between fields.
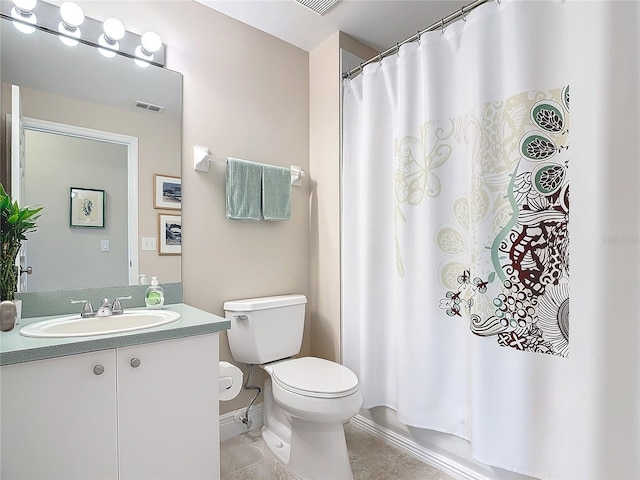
xmin=342 ymin=1 xmax=640 ymax=478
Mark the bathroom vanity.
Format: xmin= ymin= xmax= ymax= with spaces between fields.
xmin=0 ymin=304 xmax=230 ymax=480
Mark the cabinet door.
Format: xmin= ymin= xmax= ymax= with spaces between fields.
xmin=117 ymin=333 xmax=220 ymax=480
xmin=0 ymin=350 xmax=118 ymax=479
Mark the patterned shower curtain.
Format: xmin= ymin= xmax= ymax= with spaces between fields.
xmin=342 ymin=0 xmax=640 ymax=478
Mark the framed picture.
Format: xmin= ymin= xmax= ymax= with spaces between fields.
xmin=70 ymin=187 xmax=105 ymax=228
xmin=158 ymin=213 xmax=181 ymax=255
xmin=154 ymin=174 xmax=181 ymax=210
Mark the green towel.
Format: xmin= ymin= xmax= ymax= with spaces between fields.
xmin=225 ymin=158 xmax=262 ymax=221
xmin=261 ymin=164 xmax=291 ymax=221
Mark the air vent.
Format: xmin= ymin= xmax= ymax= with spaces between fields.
xmin=134 ymin=101 xmax=165 ymax=113
xmin=294 ymin=0 xmax=339 ymax=16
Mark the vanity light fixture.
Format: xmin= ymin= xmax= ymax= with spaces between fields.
xmin=11 ymin=0 xmax=37 ymax=34
xmin=0 ymin=0 xmax=166 ymax=66
xmin=57 ymin=1 xmax=84 ymax=47
xmin=98 ymin=17 xmax=125 ymax=58
xmin=134 ymin=31 xmax=162 ymax=68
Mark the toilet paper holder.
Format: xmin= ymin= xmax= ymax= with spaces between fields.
xmin=219 ymin=375 xmax=234 ymax=391
xmin=218 ymin=361 xmax=243 ymax=401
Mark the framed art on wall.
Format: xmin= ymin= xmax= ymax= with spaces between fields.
xmin=69 ymin=187 xmax=105 ymax=228
xmin=154 ymin=174 xmax=181 ymax=210
xmin=158 ymin=213 xmax=181 ymax=255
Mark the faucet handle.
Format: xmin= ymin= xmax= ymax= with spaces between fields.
xmin=112 ymin=295 xmax=132 ymax=315
xmin=70 ymin=299 xmax=95 ymax=318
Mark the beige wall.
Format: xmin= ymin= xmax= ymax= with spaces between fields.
xmin=66 ymin=1 xmax=311 ymax=415
xmin=308 ymin=33 xmax=377 ymax=362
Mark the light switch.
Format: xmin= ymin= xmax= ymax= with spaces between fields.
xmin=101 ymin=240 xmax=110 ymax=252
xmin=142 ymin=237 xmax=157 ymax=251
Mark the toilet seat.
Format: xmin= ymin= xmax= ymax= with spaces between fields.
xmin=271 ymin=357 xmax=359 ymax=399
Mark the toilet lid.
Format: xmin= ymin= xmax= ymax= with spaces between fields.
xmin=271 ymin=357 xmax=359 ymax=399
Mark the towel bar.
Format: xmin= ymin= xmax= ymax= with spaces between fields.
xmin=193 ymin=146 xmax=305 ymax=186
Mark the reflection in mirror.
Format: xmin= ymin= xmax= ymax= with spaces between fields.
xmin=0 ymin=16 xmax=183 ymax=293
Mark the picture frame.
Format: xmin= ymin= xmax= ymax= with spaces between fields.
xmin=69 ymin=187 xmax=105 ymax=228
xmin=154 ymin=174 xmax=181 ymax=210
xmin=158 ymin=213 xmax=182 ymax=255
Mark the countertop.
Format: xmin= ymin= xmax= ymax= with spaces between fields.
xmin=0 ymin=303 xmax=230 ymax=366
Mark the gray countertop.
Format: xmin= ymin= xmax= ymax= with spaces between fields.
xmin=0 ymin=303 xmax=230 ymax=366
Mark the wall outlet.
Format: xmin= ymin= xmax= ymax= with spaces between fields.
xmin=142 ymin=237 xmax=157 ymax=251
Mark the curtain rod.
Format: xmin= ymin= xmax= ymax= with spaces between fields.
xmin=343 ymin=0 xmax=492 ymax=79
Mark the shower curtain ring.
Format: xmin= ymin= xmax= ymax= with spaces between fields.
xmin=460 ymin=6 xmax=467 ymax=21
xmin=416 ymin=31 xmax=422 ymax=45
xmin=396 ymin=43 xmax=400 ymax=56
xmin=440 ymin=18 xmax=445 ymax=34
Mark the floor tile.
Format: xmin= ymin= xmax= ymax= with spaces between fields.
xmin=222 ymin=457 xmax=297 ymax=480
xmin=220 ymin=430 xmax=269 ymax=477
xmin=220 ymin=421 xmax=455 ymax=480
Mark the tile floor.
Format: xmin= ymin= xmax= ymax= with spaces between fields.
xmin=220 ymin=421 xmax=456 ymax=480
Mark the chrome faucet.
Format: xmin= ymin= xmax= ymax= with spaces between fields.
xmin=96 ymin=298 xmax=113 ymax=317
xmin=70 ymin=299 xmax=95 ymax=318
xmin=112 ymin=295 xmax=132 ymax=315
xmin=71 ymin=295 xmax=132 ymax=318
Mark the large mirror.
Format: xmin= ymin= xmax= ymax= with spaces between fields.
xmin=1 ymin=16 xmax=182 ymax=292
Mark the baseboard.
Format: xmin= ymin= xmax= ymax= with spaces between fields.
xmin=220 ymin=403 xmax=264 ymax=442
xmin=350 ymin=414 xmax=492 ymax=480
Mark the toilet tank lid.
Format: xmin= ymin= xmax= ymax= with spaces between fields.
xmin=223 ymin=294 xmax=307 ymax=312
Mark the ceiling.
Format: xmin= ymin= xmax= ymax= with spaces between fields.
xmin=195 ymin=0 xmax=469 ymax=54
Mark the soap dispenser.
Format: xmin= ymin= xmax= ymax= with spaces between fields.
xmin=145 ymin=276 xmax=165 ymax=309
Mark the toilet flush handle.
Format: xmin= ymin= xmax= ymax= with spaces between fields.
xmin=235 ymin=315 xmax=248 ymax=321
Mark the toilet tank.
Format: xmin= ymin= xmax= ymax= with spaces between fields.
xmin=224 ymin=294 xmax=307 ymax=365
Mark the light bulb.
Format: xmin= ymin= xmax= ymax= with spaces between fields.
xmin=141 ymin=31 xmax=161 ymax=54
xmin=103 ymin=17 xmax=125 ymax=42
xmin=58 ymin=2 xmax=83 ymax=46
xmin=58 ymin=22 xmax=80 ymax=46
xmin=98 ymin=18 xmax=124 ymax=58
xmin=12 ymin=0 xmax=37 ymax=14
xmin=11 ymin=2 xmax=37 ymax=34
xmin=134 ymin=45 xmax=152 ymax=68
xmin=60 ymin=2 xmax=84 ymax=29
xmin=98 ymin=36 xmax=117 ymax=57
xmin=135 ymin=59 xmax=151 ymax=68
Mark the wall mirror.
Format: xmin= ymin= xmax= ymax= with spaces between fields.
xmin=1 ymin=16 xmax=183 ymax=293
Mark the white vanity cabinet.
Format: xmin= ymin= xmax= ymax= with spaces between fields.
xmin=0 ymin=333 xmax=220 ymax=480
xmin=117 ymin=334 xmax=220 ymax=479
xmin=1 ymin=349 xmax=119 ymax=479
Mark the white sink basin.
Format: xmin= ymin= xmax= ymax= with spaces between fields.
xmin=20 ymin=310 xmax=181 ymax=338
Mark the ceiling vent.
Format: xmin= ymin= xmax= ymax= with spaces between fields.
xmin=134 ymin=100 xmax=165 ymax=113
xmin=294 ymin=0 xmax=339 ymax=16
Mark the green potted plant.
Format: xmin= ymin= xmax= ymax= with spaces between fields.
xmin=0 ymin=182 xmax=41 ymax=330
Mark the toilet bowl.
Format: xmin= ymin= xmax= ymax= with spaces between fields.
xmin=261 ymin=357 xmax=362 ymax=480
xmin=223 ymin=295 xmax=362 ymax=480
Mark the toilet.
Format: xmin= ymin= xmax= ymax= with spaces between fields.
xmin=223 ymin=294 xmax=362 ymax=480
